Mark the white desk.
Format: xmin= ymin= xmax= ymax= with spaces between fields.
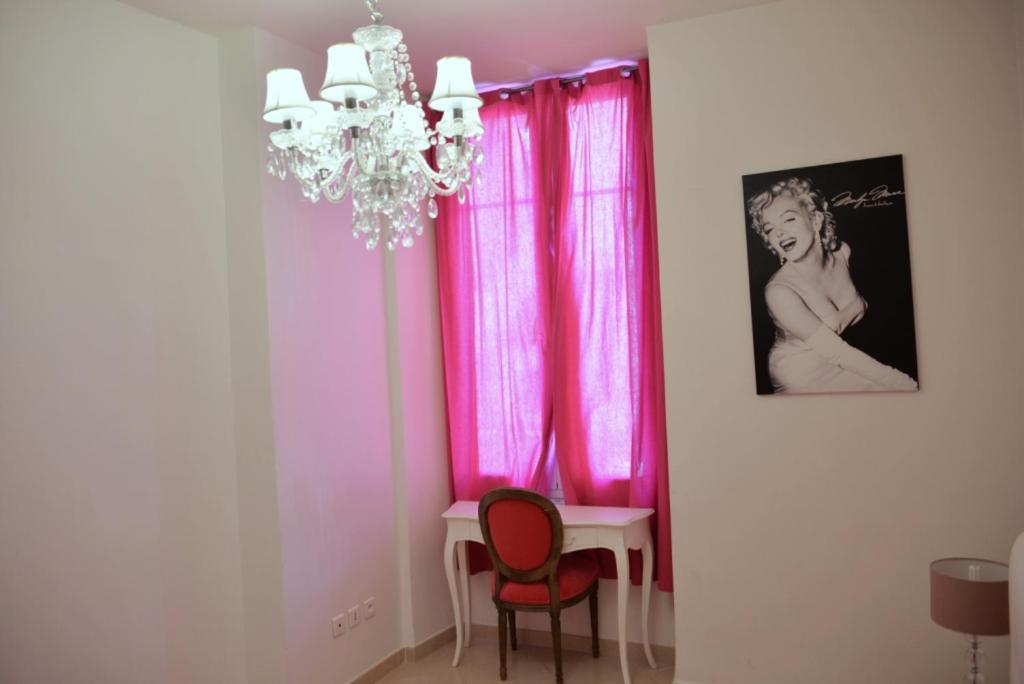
xmin=442 ymin=501 xmax=656 ymax=684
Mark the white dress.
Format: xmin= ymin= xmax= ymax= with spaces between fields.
xmin=765 ymin=245 xmax=892 ymax=394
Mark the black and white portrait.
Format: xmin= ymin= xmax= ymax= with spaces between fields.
xmin=742 ymin=155 xmax=919 ymax=395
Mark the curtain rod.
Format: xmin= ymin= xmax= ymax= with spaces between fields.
xmin=496 ymin=65 xmax=639 ymax=100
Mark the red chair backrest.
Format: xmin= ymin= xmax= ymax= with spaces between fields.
xmin=479 ymin=488 xmax=563 ymax=583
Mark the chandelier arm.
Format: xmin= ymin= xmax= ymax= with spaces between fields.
xmin=318 ymin=149 xmax=354 ymax=185
xmin=413 ymin=157 xmax=460 ymax=196
xmin=410 ymin=150 xmax=470 ymax=197
xmin=321 ymin=153 xmax=358 ymax=203
xmin=410 ymin=150 xmax=452 ymax=184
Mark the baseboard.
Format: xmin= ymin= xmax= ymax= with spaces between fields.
xmin=471 ymin=623 xmax=675 ymax=665
xmin=405 ymin=625 xmax=456 ymax=661
xmin=348 ymin=625 xmax=456 ymax=683
xmin=348 ymin=648 xmax=404 ymax=684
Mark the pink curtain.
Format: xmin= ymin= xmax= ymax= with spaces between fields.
xmin=435 ymin=61 xmax=672 ymax=591
xmin=550 ymin=63 xmax=671 ymax=590
xmin=435 ymin=88 xmax=554 ymax=501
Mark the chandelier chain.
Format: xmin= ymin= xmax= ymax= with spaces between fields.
xmin=364 ymin=0 xmax=383 ymax=25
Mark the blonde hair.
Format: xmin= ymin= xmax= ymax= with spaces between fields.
xmin=747 ymin=177 xmax=838 ymax=254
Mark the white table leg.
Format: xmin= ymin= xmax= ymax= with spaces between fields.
xmin=457 ymin=540 xmax=472 ymax=646
xmin=640 ymin=536 xmax=657 ymax=668
xmin=613 ymin=546 xmax=632 ymax=684
xmin=444 ymin=534 xmax=464 ymax=666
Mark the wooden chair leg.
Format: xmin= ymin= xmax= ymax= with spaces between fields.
xmin=589 ymin=588 xmax=599 ymax=657
xmin=498 ymin=606 xmax=508 ymax=680
xmin=550 ymin=609 xmax=563 ymax=684
xmin=508 ymin=610 xmax=518 ymax=650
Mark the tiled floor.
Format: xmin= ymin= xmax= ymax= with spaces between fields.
xmin=375 ymin=634 xmax=675 ymax=684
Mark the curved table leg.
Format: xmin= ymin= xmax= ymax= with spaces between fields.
xmin=457 ymin=540 xmax=472 ymax=646
xmin=444 ymin=534 xmax=464 ymax=666
xmin=613 ymin=546 xmax=633 ymax=684
xmin=640 ymin=536 xmax=657 ymax=668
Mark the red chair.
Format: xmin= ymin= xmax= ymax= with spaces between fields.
xmin=479 ymin=488 xmax=600 ymax=683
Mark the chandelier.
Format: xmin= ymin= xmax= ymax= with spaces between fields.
xmin=262 ymin=0 xmax=485 ymax=250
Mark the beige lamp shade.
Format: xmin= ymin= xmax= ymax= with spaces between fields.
xmin=263 ymin=69 xmax=316 ymax=124
xmin=439 ymin=107 xmax=484 ymax=138
xmin=428 ymin=57 xmax=482 ymax=112
xmin=321 ymin=43 xmax=378 ymax=103
xmin=930 ymin=558 xmax=1010 ymax=636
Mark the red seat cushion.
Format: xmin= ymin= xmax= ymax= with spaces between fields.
xmin=491 ymin=553 xmax=599 ymax=606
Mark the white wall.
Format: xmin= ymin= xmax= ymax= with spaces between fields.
xmin=219 ymin=27 xmax=410 ymax=684
xmin=223 ymin=25 xmax=459 ymax=683
xmin=385 ymin=231 xmax=459 ymax=647
xmin=648 ymin=1 xmax=1024 ymax=683
xmin=0 ymin=2 xmax=535 ymax=683
xmin=218 ymin=28 xmax=289 ymax=684
xmin=0 ymin=1 xmax=247 ymax=682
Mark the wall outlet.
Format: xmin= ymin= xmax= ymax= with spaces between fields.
xmin=347 ymin=605 xmax=360 ymax=629
xmin=331 ymin=613 xmax=347 ymax=638
xmin=363 ymin=596 xmax=375 ymax=620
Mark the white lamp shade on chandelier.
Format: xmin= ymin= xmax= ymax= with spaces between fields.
xmin=261 ymin=0 xmax=486 ymax=251
xmin=428 ymin=57 xmax=484 ymax=112
xmin=320 ymin=43 xmax=378 ymax=103
xmin=393 ymin=105 xmax=431 ymax=151
xmin=263 ymin=69 xmax=316 ymax=124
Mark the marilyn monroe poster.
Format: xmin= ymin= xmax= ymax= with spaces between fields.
xmin=742 ymin=155 xmax=919 ymax=395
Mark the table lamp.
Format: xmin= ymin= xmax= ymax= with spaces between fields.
xmin=930 ymin=557 xmax=1010 ymax=683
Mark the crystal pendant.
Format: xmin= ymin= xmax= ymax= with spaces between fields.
xmin=427 ymin=197 xmax=439 ymax=219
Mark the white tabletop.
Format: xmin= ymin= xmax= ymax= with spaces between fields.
xmin=443 ymin=500 xmax=654 ymax=527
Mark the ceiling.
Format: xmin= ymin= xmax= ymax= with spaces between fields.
xmin=119 ymin=0 xmax=776 ymax=90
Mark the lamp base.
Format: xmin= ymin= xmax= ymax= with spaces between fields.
xmin=965 ymin=635 xmax=986 ymax=684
